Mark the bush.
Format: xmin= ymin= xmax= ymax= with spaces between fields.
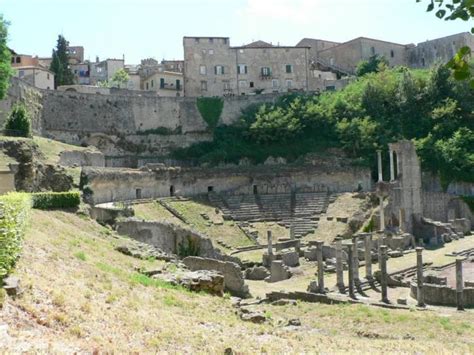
xmin=4 ymin=103 xmax=31 ymax=137
xmin=0 ymin=193 xmax=32 ymax=278
xmin=32 ymin=191 xmax=81 ymax=210
xmin=196 ymin=97 xmax=224 ymax=131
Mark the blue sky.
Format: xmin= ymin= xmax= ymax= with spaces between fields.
xmin=2 ymin=0 xmax=472 ymax=64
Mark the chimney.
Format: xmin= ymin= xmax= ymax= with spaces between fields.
xmin=96 ymin=56 xmax=99 ymax=63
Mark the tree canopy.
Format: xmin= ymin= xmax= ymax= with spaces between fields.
xmin=0 ymin=15 xmax=13 ymax=100
xmin=49 ymin=35 xmax=74 ymax=88
xmin=110 ymin=68 xmax=129 ymax=88
xmin=356 ymin=55 xmax=389 ymax=77
xmin=173 ymin=64 xmax=474 ymax=186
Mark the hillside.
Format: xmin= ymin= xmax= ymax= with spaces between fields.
xmin=1 ymin=209 xmax=473 ymax=352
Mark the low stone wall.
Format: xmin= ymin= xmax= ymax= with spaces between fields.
xmin=183 ymin=256 xmax=250 ymax=298
xmin=81 ymin=164 xmax=372 ymax=205
xmin=410 ymin=281 xmax=474 ymax=307
xmin=115 ymin=218 xmax=219 ymax=259
xmin=59 ymin=150 xmax=105 ymax=167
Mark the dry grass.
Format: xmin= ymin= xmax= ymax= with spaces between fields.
xmin=0 ymin=210 xmax=473 ymax=353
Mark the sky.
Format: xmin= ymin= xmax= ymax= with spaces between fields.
xmin=2 ymin=0 xmax=473 ymax=64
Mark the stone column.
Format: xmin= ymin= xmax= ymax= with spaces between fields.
xmin=416 ymin=247 xmax=425 ymax=307
xmin=377 ymin=149 xmax=383 ymax=182
xmin=364 ymin=233 xmax=373 ymax=283
xmin=316 ymin=241 xmax=325 ymax=294
xmin=294 ymin=240 xmax=301 ymax=255
xmin=380 ymin=245 xmax=389 ymax=303
xmin=335 ymin=237 xmax=345 ymax=293
xmin=389 ymin=149 xmax=395 ymax=181
xmin=352 ymin=235 xmax=360 ymax=288
xmin=290 ymin=221 xmax=295 ymax=240
xmin=456 ymin=258 xmax=464 ymax=311
xmin=347 ymin=242 xmax=355 ymax=298
xmin=379 ymin=196 xmax=385 ymax=232
xmin=267 ymin=230 xmax=273 ymax=255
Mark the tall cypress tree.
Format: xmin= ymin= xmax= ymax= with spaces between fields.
xmin=0 ymin=15 xmax=13 ymax=100
xmin=49 ymin=35 xmax=74 ymax=88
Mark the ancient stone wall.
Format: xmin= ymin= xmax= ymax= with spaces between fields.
xmin=81 ymin=164 xmax=372 ymax=205
xmin=0 ymin=77 xmax=43 ymax=133
xmin=422 ymin=191 xmax=473 ymax=225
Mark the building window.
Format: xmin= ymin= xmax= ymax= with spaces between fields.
xmin=261 ymin=67 xmax=272 ymax=77
xmin=285 ymin=64 xmax=293 ymax=73
xmin=223 ymin=81 xmax=231 ymax=91
xmin=201 ymin=81 xmax=207 ymax=91
xmin=16 ymin=57 xmax=21 ymax=63
xmin=209 ymin=49 xmax=214 ymax=55
xmin=223 ymin=38 xmax=228 ymax=44
xmin=238 ymin=80 xmax=247 ymax=88
xmin=215 ymin=65 xmax=224 ymax=75
xmin=151 ymin=79 xmax=154 ymax=88
xmin=176 ymin=79 xmax=181 ymax=91
xmin=390 ymin=50 xmax=395 ymax=58
xmin=272 ymin=79 xmax=279 ymax=88
xmin=146 ymin=82 xmax=149 ymax=90
xmin=286 ymin=80 xmax=292 ymax=89
xmin=160 ymin=78 xmax=165 ymax=89
xmin=370 ymin=46 xmax=375 ymax=55
xmin=47 ymin=73 xmax=50 ymax=80
xmin=200 ymin=65 xmax=207 ymax=75
xmin=249 ymin=81 xmax=254 ymax=88
xmin=237 ymin=64 xmax=248 ymax=74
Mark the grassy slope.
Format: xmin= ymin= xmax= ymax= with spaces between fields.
xmin=1 ymin=210 xmax=473 ymax=352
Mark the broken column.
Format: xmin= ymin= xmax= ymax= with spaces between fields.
xmin=379 ymin=245 xmax=389 ymax=303
xmin=335 ymin=237 xmax=345 ymax=293
xmin=456 ymin=257 xmax=464 ymax=311
xmin=268 ymin=260 xmax=292 ymax=283
xmin=364 ymin=233 xmax=373 ymax=283
xmin=267 ymin=230 xmax=273 ymax=255
xmin=352 ymin=235 xmax=360 ymax=289
xmin=347 ymin=242 xmax=356 ymax=298
xmin=389 ymin=149 xmax=395 ymax=181
xmin=290 ymin=221 xmax=295 ymax=240
xmin=379 ymin=196 xmax=385 ymax=232
xmin=316 ymin=240 xmax=325 ymax=294
xmin=416 ymin=247 xmax=425 ymax=307
xmin=377 ymin=149 xmax=383 ymax=182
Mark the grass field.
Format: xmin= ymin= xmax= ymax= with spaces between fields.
xmin=1 ymin=209 xmax=473 ymax=353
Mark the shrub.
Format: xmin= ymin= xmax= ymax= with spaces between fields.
xmin=196 ymin=97 xmax=224 ymax=131
xmin=4 ymin=103 xmax=31 ymax=137
xmin=0 ymin=192 xmax=32 ymax=278
xmin=32 ymin=191 xmax=81 ymax=210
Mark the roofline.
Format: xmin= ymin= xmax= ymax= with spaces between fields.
xmin=184 ymin=36 xmax=229 ymax=39
xmin=144 ymin=70 xmax=183 ymax=80
xmin=298 ymin=38 xmax=341 ymax=44
xmin=415 ymin=31 xmax=472 ymax=45
xmin=318 ymin=36 xmax=407 ymax=53
xmin=231 ymin=45 xmax=310 ymax=49
xmin=15 ymin=66 xmax=55 ymax=75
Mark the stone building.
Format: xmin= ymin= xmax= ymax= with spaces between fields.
xmin=183 ymin=37 xmax=311 ymax=97
xmin=90 ymin=58 xmax=125 ymax=85
xmin=10 ymin=51 xmax=54 ymax=90
xmin=406 ymin=32 xmax=474 ymax=68
xmin=143 ymin=70 xmax=183 ymax=96
xmin=316 ymin=37 xmax=408 ymax=75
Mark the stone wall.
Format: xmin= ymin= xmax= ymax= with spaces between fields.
xmin=115 ymin=218 xmax=219 ymax=259
xmin=81 ymin=164 xmax=372 ymax=205
xmin=410 ymin=281 xmax=474 ymax=307
xmin=59 ymin=150 xmax=105 ymax=167
xmin=0 ymin=77 xmax=43 ymax=133
xmin=422 ymin=191 xmax=473 ymax=225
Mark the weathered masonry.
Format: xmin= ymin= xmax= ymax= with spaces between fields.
xmin=81 ymin=164 xmax=372 ymax=205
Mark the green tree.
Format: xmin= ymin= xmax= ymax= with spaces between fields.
xmin=49 ymin=35 xmax=74 ymax=88
xmin=356 ymin=55 xmax=389 ymax=77
xmin=417 ymin=0 xmax=474 ymax=86
xmin=0 ymin=15 xmax=13 ymax=100
xmin=110 ymin=68 xmax=129 ymax=88
xmin=4 ymin=103 xmax=31 ymax=137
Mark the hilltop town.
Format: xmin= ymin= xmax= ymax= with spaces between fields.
xmin=0 ymin=11 xmax=474 ymax=353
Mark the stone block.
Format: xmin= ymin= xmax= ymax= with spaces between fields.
xmin=280 ymin=251 xmax=300 ymax=267
xmin=179 ymin=270 xmax=224 ymax=296
xmin=267 ymin=260 xmax=292 ymax=283
xmin=262 ymin=252 xmax=276 ymax=268
xmin=3 ymin=276 xmax=20 ymax=297
xmin=304 ymin=247 xmax=317 ymax=261
xmin=245 ymin=266 xmax=270 ymax=280
xmin=183 ymin=256 xmax=250 ymax=298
